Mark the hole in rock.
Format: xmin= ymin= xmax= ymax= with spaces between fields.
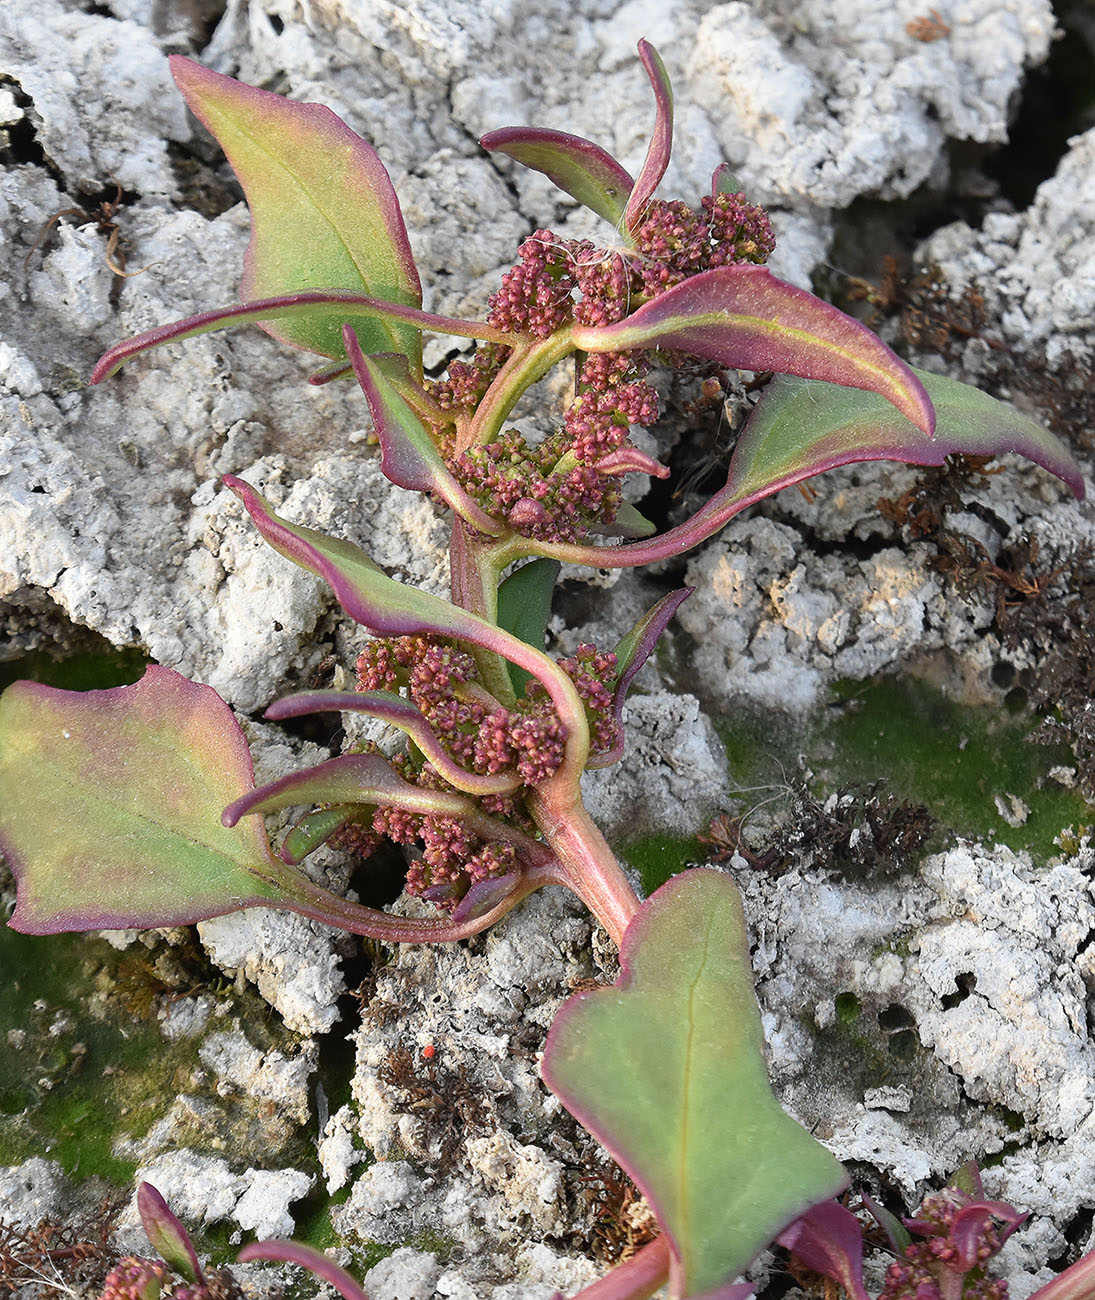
xmin=941 ymin=971 xmax=976 ymax=1009
xmin=991 ymin=661 xmax=1016 ymax=689
xmin=887 ymin=1027 xmax=918 ymax=1061
xmin=878 ymin=1003 xmax=915 ymax=1031
xmin=835 ymin=991 xmax=861 ymax=1022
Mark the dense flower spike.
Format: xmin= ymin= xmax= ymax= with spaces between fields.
xmin=878 ymin=1184 xmax=1024 ymax=1300
xmin=346 ymin=633 xmax=621 ymax=907
xmin=98 ymin=1259 xmax=168 ymax=1300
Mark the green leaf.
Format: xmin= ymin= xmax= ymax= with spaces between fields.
xmin=543 ymin=868 xmax=846 ymax=1298
xmin=496 ymin=558 xmax=561 ymax=693
xmin=170 ymin=57 xmax=423 ymax=369
xmin=138 ymin=1183 xmax=202 ymax=1285
xmin=0 ymin=666 xmax=286 ymax=934
xmin=726 ymin=367 xmax=1085 ymax=501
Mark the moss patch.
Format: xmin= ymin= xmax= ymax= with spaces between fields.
xmin=717 ymin=674 xmax=1091 ymax=863
xmin=618 ymin=831 xmax=705 ymax=897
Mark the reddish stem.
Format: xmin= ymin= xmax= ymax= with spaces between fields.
xmin=530 ymin=782 xmax=641 ymax=946
xmin=567 ymin=1237 xmax=670 ymax=1300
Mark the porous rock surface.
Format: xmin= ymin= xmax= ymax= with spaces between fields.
xmin=2 ymin=1 xmax=1095 ymax=1299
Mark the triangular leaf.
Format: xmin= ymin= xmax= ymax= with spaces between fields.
xmin=571 ymin=265 xmax=935 ymax=435
xmin=170 ymin=57 xmax=423 ymax=368
xmin=543 ymin=868 xmax=846 ymax=1298
xmin=0 ymin=667 xmax=287 ymax=934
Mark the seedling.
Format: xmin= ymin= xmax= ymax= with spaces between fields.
xmin=1 ymin=41 xmax=1088 ymax=1300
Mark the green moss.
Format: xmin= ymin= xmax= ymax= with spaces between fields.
xmin=834 ymin=991 xmax=861 ymax=1023
xmin=0 ymin=927 xmax=200 ymax=1182
xmin=717 ymin=675 xmax=1092 ymax=864
xmin=0 ymin=644 xmax=148 ymax=694
xmin=618 ymin=831 xmax=705 ymax=896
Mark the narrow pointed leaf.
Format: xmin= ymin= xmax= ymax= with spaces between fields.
xmin=480 ymin=127 xmax=634 ymax=228
xmin=342 ymin=328 xmax=503 ymax=535
xmin=265 ymin=690 xmax=521 ymax=796
xmin=238 ymin=1242 xmax=369 ymax=1300
xmin=543 ymin=868 xmax=846 ymax=1298
xmin=91 ymin=292 xmax=508 ymax=385
xmin=221 ymin=752 xmax=476 ymax=827
xmin=571 ymin=265 xmax=936 ymax=435
xmin=595 ymin=447 xmax=670 ymax=478
xmin=623 ymin=41 xmax=673 ymax=232
xmin=280 ymin=805 xmax=359 ymax=864
xmin=222 ymin=477 xmax=589 ymax=762
xmin=138 ymin=1184 xmax=202 ymax=1286
xmin=170 ymin=57 xmax=422 ymax=367
xmin=587 ymin=588 xmax=691 ymax=768
xmin=0 ymin=667 xmax=296 ymax=935
xmin=861 ymin=1193 xmax=911 ymax=1255
xmin=726 ymin=367 xmax=1085 ymax=503
xmin=497 ymin=558 xmax=560 ymax=693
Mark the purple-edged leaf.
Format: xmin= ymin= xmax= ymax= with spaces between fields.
xmin=571 ymin=265 xmax=936 ymax=435
xmin=238 ymin=1242 xmax=369 ymax=1300
xmin=138 ymin=1184 xmax=202 ymax=1286
xmin=778 ymin=1201 xmax=871 ymax=1300
xmin=265 ymin=690 xmax=521 ymax=796
xmin=543 ymin=869 xmax=846 ymax=1298
xmin=497 ymin=557 xmax=560 ymax=694
xmin=222 ymin=752 xmax=475 ymax=827
xmin=0 ymin=666 xmax=292 ymax=935
xmin=949 ymin=1202 xmax=1029 ymax=1271
xmin=279 ymin=805 xmax=358 ymax=865
xmin=222 ymin=477 xmax=588 ymax=753
xmin=170 ymin=57 xmax=422 ymax=367
xmin=587 ymin=588 xmax=691 ymax=768
xmin=480 ymin=127 xmax=634 ymax=228
xmin=726 ymin=368 xmax=1085 ymax=503
xmin=450 ymin=873 xmax=521 ymax=924
xmin=342 ymin=328 xmax=503 ymax=534
xmin=91 ymin=292 xmax=508 ymax=385
xmin=623 ymin=41 xmax=673 ymax=233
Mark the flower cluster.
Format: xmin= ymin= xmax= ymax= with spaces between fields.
xmin=345 ymin=634 xmax=619 ymax=907
xmin=433 ymin=189 xmax=771 ymax=543
xmin=879 ymin=1188 xmax=1017 ymax=1300
xmin=452 ymin=427 xmax=625 ymax=542
xmin=99 ymin=1258 xmax=167 ymax=1300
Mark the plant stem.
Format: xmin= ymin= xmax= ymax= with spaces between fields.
xmin=450 ymin=519 xmax=517 ymax=705
xmin=530 ymin=782 xmax=641 ymax=946
xmin=462 ymin=328 xmax=576 ymax=451
xmin=1028 ymin=1251 xmax=1095 ymax=1300
xmin=567 ymin=1237 xmax=670 ymax=1300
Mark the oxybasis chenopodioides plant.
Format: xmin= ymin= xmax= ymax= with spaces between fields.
xmin=0 ymin=40 xmax=1086 ymax=1300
